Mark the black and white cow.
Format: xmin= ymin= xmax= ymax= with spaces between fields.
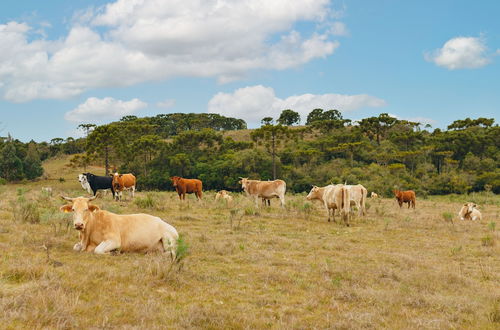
xmin=79 ymin=173 xmax=115 ymax=197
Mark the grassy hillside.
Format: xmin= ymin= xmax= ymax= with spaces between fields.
xmin=0 ymin=158 xmax=499 ymax=328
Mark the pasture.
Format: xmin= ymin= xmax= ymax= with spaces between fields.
xmin=0 ymin=160 xmax=499 ymax=328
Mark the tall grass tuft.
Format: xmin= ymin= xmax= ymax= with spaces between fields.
xmin=442 ymin=212 xmax=453 ymax=223
xmin=134 ymin=193 xmax=157 ymax=209
xmin=13 ymin=200 xmax=41 ymax=224
xmin=175 ymin=235 xmax=189 ymax=264
xmin=301 ymin=202 xmax=313 ymax=220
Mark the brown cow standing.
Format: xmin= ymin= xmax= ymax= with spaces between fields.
xmin=171 ymin=176 xmax=203 ymax=200
xmin=394 ymin=190 xmax=416 ymax=209
xmin=112 ymin=173 xmax=136 ymax=201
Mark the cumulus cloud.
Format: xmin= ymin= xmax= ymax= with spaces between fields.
xmin=0 ymin=0 xmax=343 ymax=102
xmin=207 ymin=85 xmax=386 ymax=126
xmin=425 ymin=36 xmax=491 ymax=69
xmin=64 ymin=97 xmax=147 ymax=123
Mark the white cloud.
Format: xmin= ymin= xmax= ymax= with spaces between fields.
xmin=0 ymin=0 xmax=344 ymax=102
xmin=207 ymin=85 xmax=386 ymax=126
xmin=425 ymin=36 xmax=490 ymax=69
xmin=156 ymin=99 xmax=175 ymax=109
xmin=329 ymin=22 xmax=349 ymax=36
xmin=64 ymin=97 xmax=147 ymax=123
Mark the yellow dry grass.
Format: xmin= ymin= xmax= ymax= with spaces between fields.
xmin=0 ymin=159 xmax=499 ymax=329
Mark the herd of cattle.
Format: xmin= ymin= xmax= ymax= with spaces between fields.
xmin=57 ymin=172 xmax=483 ymax=256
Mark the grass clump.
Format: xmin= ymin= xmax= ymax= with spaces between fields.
xmin=13 ymin=200 xmax=41 ymax=224
xmin=481 ymin=235 xmax=495 ymax=247
xmin=134 ymin=193 xmax=157 ymax=209
xmin=442 ymin=212 xmax=454 ymax=223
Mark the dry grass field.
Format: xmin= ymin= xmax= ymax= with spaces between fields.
xmin=1 ymin=158 xmax=499 ymax=329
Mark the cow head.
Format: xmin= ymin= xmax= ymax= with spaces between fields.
xmin=463 ymin=202 xmax=477 ymax=215
xmin=238 ymin=178 xmax=249 ymax=190
xmin=306 ymin=186 xmax=321 ymax=200
xmin=112 ymin=172 xmax=122 ymax=190
xmin=78 ymin=174 xmax=92 ymax=194
xmin=60 ymin=196 xmax=99 ymax=231
xmin=170 ymin=176 xmax=181 ymax=187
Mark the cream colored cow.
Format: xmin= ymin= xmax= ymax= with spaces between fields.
xmin=215 ymin=190 xmax=233 ymax=204
xmin=60 ymin=196 xmax=178 ymax=258
xmin=239 ymin=178 xmax=286 ymax=208
xmin=307 ymin=184 xmax=350 ymax=225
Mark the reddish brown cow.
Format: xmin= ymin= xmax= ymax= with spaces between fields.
xmin=171 ymin=176 xmax=203 ymax=200
xmin=394 ymin=190 xmax=416 ymax=209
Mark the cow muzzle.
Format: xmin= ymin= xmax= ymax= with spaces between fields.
xmin=74 ymin=223 xmax=84 ymax=231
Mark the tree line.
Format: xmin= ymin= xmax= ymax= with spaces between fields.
xmin=0 ymin=111 xmax=498 ymax=196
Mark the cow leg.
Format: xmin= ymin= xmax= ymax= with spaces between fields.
xmin=131 ymin=186 xmax=135 ymax=198
xmin=94 ymin=240 xmax=121 ymax=254
xmin=73 ymin=242 xmax=83 ymax=251
xmin=279 ymin=194 xmax=285 ymax=208
xmin=161 ymin=235 xmax=177 ymax=261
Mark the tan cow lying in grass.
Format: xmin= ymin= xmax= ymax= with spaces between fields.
xmin=306 ymin=184 xmax=351 ymax=225
xmin=215 ymin=190 xmax=233 ymax=204
xmin=60 ymin=196 xmax=178 ymax=258
xmin=370 ymin=192 xmax=379 ymax=198
xmin=458 ymin=202 xmax=482 ymax=221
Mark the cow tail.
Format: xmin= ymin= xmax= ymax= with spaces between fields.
xmin=361 ymin=188 xmax=366 ymax=215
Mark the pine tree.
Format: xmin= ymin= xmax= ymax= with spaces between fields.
xmin=23 ymin=142 xmax=44 ymax=180
xmin=0 ymin=140 xmax=24 ymax=181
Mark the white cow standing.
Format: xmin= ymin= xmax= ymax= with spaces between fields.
xmin=345 ymin=184 xmax=368 ymax=216
xmin=306 ymin=184 xmax=350 ymax=225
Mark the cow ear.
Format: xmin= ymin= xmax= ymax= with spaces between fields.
xmin=464 ymin=203 xmax=468 ymax=206
xmin=60 ymin=205 xmax=73 ymax=213
xmin=88 ymin=205 xmax=100 ymax=212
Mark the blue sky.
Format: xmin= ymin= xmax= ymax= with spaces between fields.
xmin=0 ymin=0 xmax=499 ymax=142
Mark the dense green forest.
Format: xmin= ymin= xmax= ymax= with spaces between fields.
xmin=1 ymin=111 xmax=498 ymax=196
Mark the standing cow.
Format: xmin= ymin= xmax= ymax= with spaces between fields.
xmin=171 ymin=176 xmax=203 ymax=200
xmin=394 ymin=190 xmax=416 ymax=209
xmin=307 ymin=184 xmax=350 ymax=225
xmin=60 ymin=195 xmax=178 ymax=258
xmin=239 ymin=178 xmax=286 ymax=208
xmin=112 ymin=173 xmax=136 ymax=201
xmin=79 ymin=173 xmax=115 ymax=197
xmin=345 ymin=184 xmax=368 ymax=216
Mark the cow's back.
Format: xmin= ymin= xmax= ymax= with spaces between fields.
xmin=95 ymin=211 xmax=178 ymax=252
xmin=253 ymin=180 xmax=286 ymax=198
xmin=121 ymin=174 xmax=136 ymax=188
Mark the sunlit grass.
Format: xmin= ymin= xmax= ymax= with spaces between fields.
xmin=0 ymin=157 xmax=499 ymax=328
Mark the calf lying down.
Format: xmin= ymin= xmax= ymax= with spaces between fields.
xmin=458 ymin=202 xmax=482 ymax=221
